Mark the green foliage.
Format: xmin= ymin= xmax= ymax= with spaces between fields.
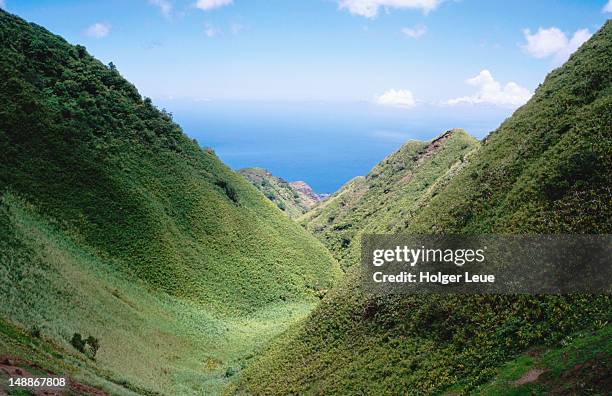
xmin=71 ymin=333 xmax=99 ymax=359
xmin=85 ymin=335 xmax=100 ymax=359
xmin=0 ymin=9 xmax=341 ymax=395
xmin=473 ymin=324 xmax=612 ymax=395
xmin=239 ymin=168 xmax=320 ymax=219
xmin=214 ymin=178 xmax=239 ymax=204
xmin=233 ymin=21 xmax=612 ymax=395
xmin=0 ymin=9 xmax=339 ymax=312
xmin=300 ymin=128 xmax=479 ymax=270
xmin=0 ymin=195 xmax=322 ymax=393
xmin=28 ymin=326 xmax=41 ymax=339
xmin=70 ymin=333 xmax=86 ymax=353
xmin=225 ymin=367 xmax=236 ymax=378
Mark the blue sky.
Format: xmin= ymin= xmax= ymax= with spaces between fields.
xmin=2 ymin=0 xmax=611 ymax=191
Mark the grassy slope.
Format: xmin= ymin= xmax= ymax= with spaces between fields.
xmin=232 ymin=21 xmax=612 ymax=395
xmin=471 ymin=324 xmax=611 ymax=395
xmin=0 ymin=10 xmax=340 ymax=395
xmin=300 ymin=128 xmax=479 ymax=270
xmin=238 ymin=168 xmax=317 ymax=219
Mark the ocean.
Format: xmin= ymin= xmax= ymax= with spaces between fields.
xmin=161 ymin=99 xmax=513 ymax=193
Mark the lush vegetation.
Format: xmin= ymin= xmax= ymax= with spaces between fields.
xmin=300 ymin=128 xmax=479 ymax=270
xmin=239 ymin=168 xmax=320 ymax=219
xmin=0 ymin=9 xmax=340 ymax=395
xmin=472 ymin=324 xmax=611 ymax=395
xmin=1 ymin=7 xmax=610 ymax=395
xmin=232 ymin=21 xmax=612 ymax=395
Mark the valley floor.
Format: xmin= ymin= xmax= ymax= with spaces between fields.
xmin=0 ymin=302 xmax=317 ymax=396
xmin=0 ymin=193 xmax=320 ymax=395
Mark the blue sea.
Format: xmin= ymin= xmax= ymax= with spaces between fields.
xmin=160 ymin=100 xmax=513 ymax=193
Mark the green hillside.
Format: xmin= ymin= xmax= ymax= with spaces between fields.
xmin=0 ymin=9 xmax=340 ymax=395
xmin=232 ymin=21 xmax=612 ymax=395
xmin=300 ymin=129 xmax=479 ymax=270
xmin=239 ymin=168 xmax=320 ymax=219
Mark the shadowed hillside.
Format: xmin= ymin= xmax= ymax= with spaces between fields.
xmin=232 ymin=21 xmax=612 ymax=396
xmin=0 ymin=9 xmax=340 ymax=395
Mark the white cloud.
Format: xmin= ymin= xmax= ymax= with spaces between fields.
xmin=521 ymin=28 xmax=566 ymax=59
xmin=0 ymin=1 xmax=5 ymax=9
xmin=446 ymin=70 xmax=532 ymax=107
xmin=604 ymin=1 xmax=612 ymax=12
xmin=521 ymin=27 xmax=591 ymax=65
xmin=85 ymin=22 xmax=111 ymax=38
xmin=195 ymin=0 xmax=232 ymax=11
xmin=149 ymin=0 xmax=172 ymax=18
xmin=401 ymin=24 xmax=426 ymax=39
xmin=375 ymin=89 xmax=416 ymax=108
xmin=204 ymin=23 xmax=219 ymax=37
xmin=338 ymin=0 xmax=440 ymax=18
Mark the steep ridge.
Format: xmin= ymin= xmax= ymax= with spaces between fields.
xmin=239 ymin=168 xmax=321 ymax=218
xmin=0 ymin=10 xmax=340 ymax=395
xmin=232 ymin=21 xmax=612 ymax=395
xmin=300 ymin=128 xmax=479 ymax=270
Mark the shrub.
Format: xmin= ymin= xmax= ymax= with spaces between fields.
xmin=85 ymin=336 xmax=100 ymax=359
xmin=70 ymin=333 xmax=100 ymax=359
xmin=225 ymin=366 xmax=236 ymax=378
xmin=70 ymin=333 xmax=85 ymax=353
xmin=29 ymin=326 xmax=41 ymax=338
